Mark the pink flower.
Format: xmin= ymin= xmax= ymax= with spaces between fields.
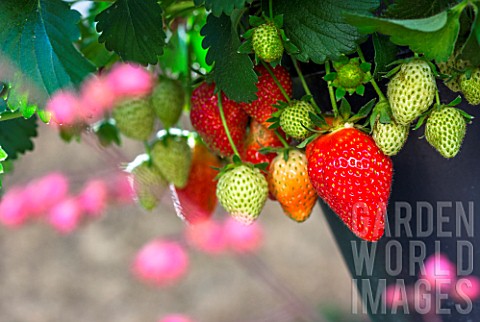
xmin=79 ymin=76 xmax=116 ymax=122
xmin=46 ymin=90 xmax=80 ymax=125
xmin=420 ymin=253 xmax=457 ymax=292
xmin=23 ymin=172 xmax=70 ymax=216
xmin=108 ymin=172 xmax=135 ymax=204
xmin=451 ymin=276 xmax=480 ymax=302
xmin=158 ymin=314 xmax=195 ymax=322
xmin=77 ymin=179 xmax=108 ymax=217
xmin=47 ymin=197 xmax=82 ymax=234
xmin=0 ymin=187 xmax=29 ymax=228
xmin=223 ymin=217 xmax=263 ymax=253
xmin=106 ymin=63 xmax=153 ymax=98
xmin=132 ymin=239 xmax=189 ymax=287
xmin=185 ymin=219 xmax=227 ymax=255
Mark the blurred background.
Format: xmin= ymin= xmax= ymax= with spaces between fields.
xmin=0 ymin=123 xmax=369 ymax=322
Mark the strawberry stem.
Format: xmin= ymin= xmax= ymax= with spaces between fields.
xmin=435 ymin=89 xmax=441 ymax=106
xmin=269 ymin=0 xmax=274 ymax=19
xmin=217 ymin=93 xmax=241 ymax=157
xmin=143 ymin=141 xmax=153 ymax=166
xmin=291 ymin=57 xmax=321 ymax=114
xmin=325 ymin=61 xmax=339 ymax=118
xmin=357 ymin=46 xmax=387 ymax=101
xmin=261 ymin=61 xmax=291 ymax=104
xmin=274 ymin=130 xmax=290 ymax=148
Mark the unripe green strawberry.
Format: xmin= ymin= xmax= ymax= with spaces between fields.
xmin=112 ymin=97 xmax=155 ymax=141
xmin=459 ymin=68 xmax=480 ymax=106
xmin=252 ymin=23 xmax=283 ymax=62
xmin=151 ymin=79 xmax=185 ymax=129
xmin=279 ymin=100 xmax=315 ymax=139
xmin=372 ymin=120 xmax=409 ymax=156
xmin=130 ymin=160 xmax=168 ymax=211
xmin=436 ymin=54 xmax=469 ymax=92
xmin=387 ymin=60 xmax=436 ymax=125
xmin=150 ymin=136 xmax=192 ymax=188
xmin=425 ymin=107 xmax=466 ymax=158
xmin=216 ymin=165 xmax=268 ymax=225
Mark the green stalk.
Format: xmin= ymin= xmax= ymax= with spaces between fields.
xmin=274 ymin=130 xmax=289 ymax=148
xmin=357 ymin=46 xmax=387 ymax=101
xmin=435 ymin=90 xmax=441 ymax=107
xmin=218 ymin=93 xmax=240 ymax=157
xmin=291 ymin=57 xmax=321 ymax=113
xmin=261 ymin=61 xmax=291 ymax=103
xmin=325 ymin=61 xmax=339 ymax=118
xmin=269 ymin=0 xmax=274 ymax=19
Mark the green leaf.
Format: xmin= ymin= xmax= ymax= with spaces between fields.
xmin=194 ymin=0 xmax=253 ymax=17
xmin=346 ymin=5 xmax=465 ymax=62
xmin=95 ymin=121 xmax=121 ymax=147
xmin=0 ymin=117 xmax=38 ymax=160
xmin=96 ymin=0 xmax=166 ymax=65
xmin=273 ymin=0 xmax=380 ymax=63
xmin=0 ymin=0 xmax=95 ymax=101
xmin=201 ymin=13 xmax=258 ymax=102
xmin=339 ymin=98 xmax=352 ymax=119
xmin=458 ymin=8 xmax=480 ymax=66
xmin=372 ymin=33 xmax=398 ymax=79
xmin=386 ymin=0 xmax=461 ymax=19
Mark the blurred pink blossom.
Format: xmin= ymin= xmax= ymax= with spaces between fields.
xmin=106 ymin=63 xmax=153 ymax=98
xmin=79 ymin=76 xmax=116 ymax=122
xmin=420 ymin=253 xmax=456 ymax=292
xmin=185 ymin=219 xmax=227 ymax=255
xmin=158 ymin=314 xmax=195 ymax=322
xmin=46 ymin=90 xmax=80 ymax=125
xmin=108 ymin=172 xmax=135 ymax=204
xmin=47 ymin=197 xmax=82 ymax=234
xmin=132 ymin=239 xmax=189 ymax=287
xmin=0 ymin=187 xmax=30 ymax=228
xmin=223 ymin=217 xmax=263 ymax=253
xmin=23 ymin=172 xmax=70 ymax=216
xmin=77 ymin=179 xmax=108 ymax=217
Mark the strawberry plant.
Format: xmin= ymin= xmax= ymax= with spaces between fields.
xmin=2 ymin=0 xmax=480 ymax=319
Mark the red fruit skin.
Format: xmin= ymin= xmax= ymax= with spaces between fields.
xmin=190 ymin=83 xmax=249 ymax=157
xmin=242 ymin=120 xmax=284 ymax=166
xmin=239 ymin=65 xmax=292 ymax=128
xmin=307 ymin=127 xmax=393 ymax=241
xmin=175 ymin=143 xmax=221 ymax=224
xmin=242 ymin=120 xmax=286 ymax=200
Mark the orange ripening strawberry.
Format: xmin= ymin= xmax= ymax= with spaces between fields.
xmin=191 ymin=83 xmax=249 ymax=157
xmin=174 ymin=142 xmax=221 ymax=224
xmin=239 ymin=65 xmax=292 ymax=128
xmin=242 ymin=119 xmax=285 ymax=167
xmin=306 ymin=126 xmax=393 ymax=241
xmin=268 ymin=150 xmax=317 ymax=222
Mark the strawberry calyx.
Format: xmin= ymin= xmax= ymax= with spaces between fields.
xmin=324 ymin=56 xmax=371 ymax=100
xmin=214 ymin=157 xmax=268 ymax=181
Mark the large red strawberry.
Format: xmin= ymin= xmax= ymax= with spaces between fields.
xmin=306 ymin=126 xmax=393 ymax=241
xmin=174 ymin=142 xmax=221 ymax=224
xmin=190 ymin=83 xmax=249 ymax=157
xmin=239 ymin=65 xmax=292 ymax=128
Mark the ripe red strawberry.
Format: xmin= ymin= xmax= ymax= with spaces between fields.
xmin=268 ymin=150 xmax=317 ymax=222
xmin=174 ymin=142 xmax=221 ymax=224
xmin=239 ymin=65 xmax=292 ymax=128
xmin=190 ymin=83 xmax=249 ymax=157
xmin=242 ymin=119 xmax=284 ymax=166
xmin=306 ymin=126 xmax=393 ymax=241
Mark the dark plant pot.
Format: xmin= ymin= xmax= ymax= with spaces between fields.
xmin=290 ymin=56 xmax=479 ymax=322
